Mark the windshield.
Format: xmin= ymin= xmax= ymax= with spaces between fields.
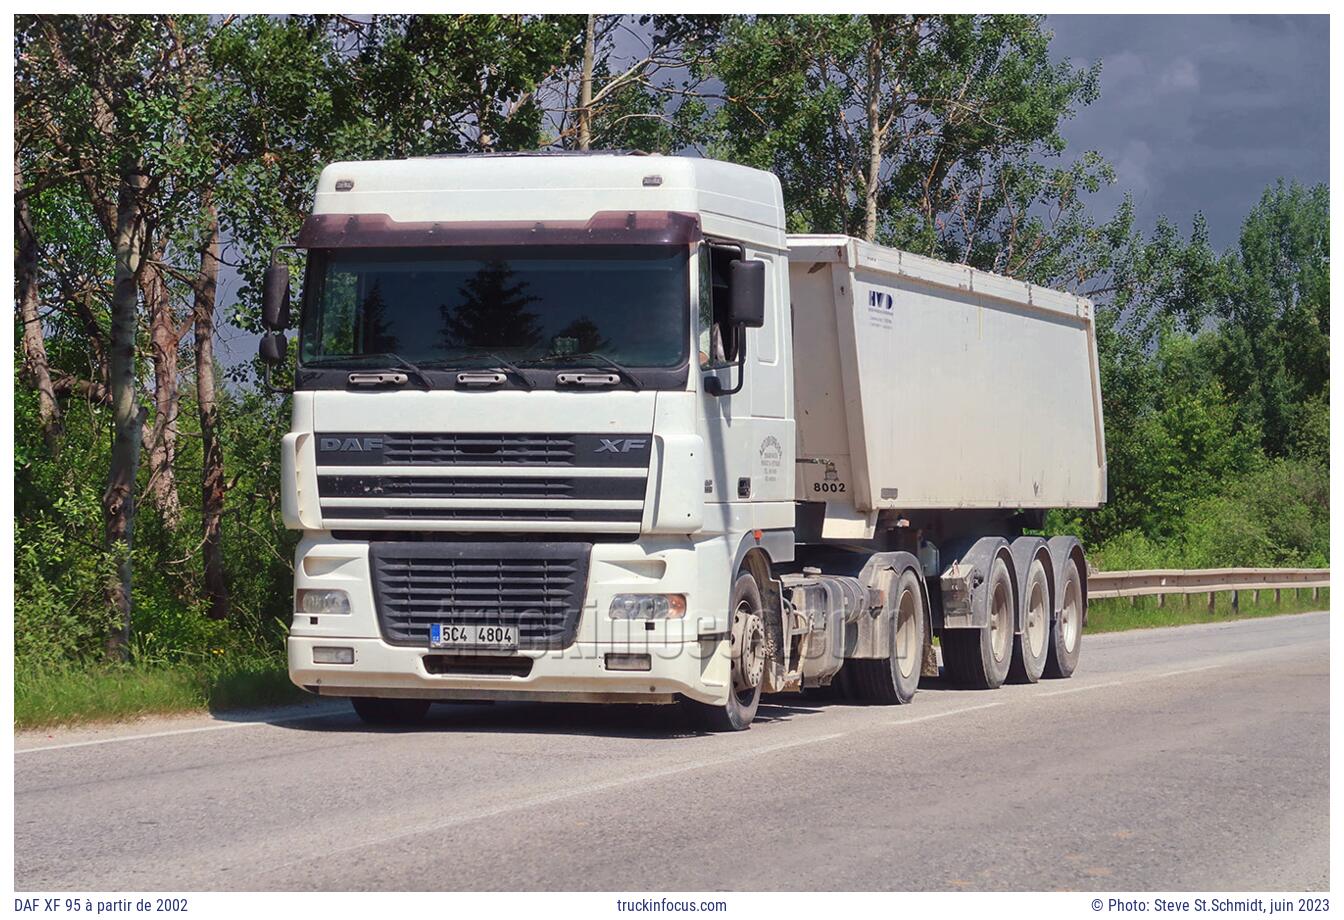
xmin=299 ymin=245 xmax=690 ymax=368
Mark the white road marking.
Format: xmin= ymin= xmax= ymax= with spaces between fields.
xmin=1154 ymin=663 xmax=1221 ymax=679
xmin=1039 ymin=663 xmax=1222 ymax=698
xmin=888 ymin=700 xmax=1005 ymax=725
xmin=14 ymin=708 xmax=348 ymax=754
xmin=1037 ymin=679 xmax=1126 ymax=698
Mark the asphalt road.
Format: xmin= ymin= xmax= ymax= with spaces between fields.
xmin=14 ymin=611 xmax=1329 ymax=892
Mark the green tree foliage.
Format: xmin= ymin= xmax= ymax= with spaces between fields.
xmin=1090 ymin=325 xmax=1260 ymax=542
xmin=708 ymin=15 xmax=1102 ymax=259
xmin=1212 ymin=180 xmax=1329 ymax=459
xmin=562 ymin=15 xmax=720 ymax=153
xmin=330 ymin=15 xmax=585 ymax=158
xmin=1083 ymin=458 xmax=1328 ymax=572
xmin=1062 ymin=181 xmax=1330 ymax=568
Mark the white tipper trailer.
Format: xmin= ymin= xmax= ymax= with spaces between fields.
xmin=264 ymin=152 xmax=1105 ymax=731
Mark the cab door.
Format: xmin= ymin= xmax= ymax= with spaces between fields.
xmin=696 ymin=241 xmax=794 ymax=529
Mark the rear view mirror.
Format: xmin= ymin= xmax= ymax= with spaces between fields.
xmin=704 ymin=259 xmax=765 ymax=398
xmin=728 ymin=260 xmax=765 ymax=328
xmin=259 ymin=332 xmax=287 ymax=366
xmin=262 ymin=262 xmax=291 ymax=330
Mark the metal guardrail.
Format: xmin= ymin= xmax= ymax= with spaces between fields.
xmin=1089 ymin=567 xmax=1330 ymax=608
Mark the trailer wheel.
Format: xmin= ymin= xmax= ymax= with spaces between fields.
xmin=682 ymin=573 xmax=764 ymax=732
xmin=1008 ymin=556 xmax=1051 ymax=684
xmin=846 ymin=568 xmax=925 ymax=704
xmin=1044 ymin=557 xmax=1084 ymax=679
xmin=942 ymin=554 xmax=1014 ymax=689
xmin=350 ymin=697 xmax=431 ymax=726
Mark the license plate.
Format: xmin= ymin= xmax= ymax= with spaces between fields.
xmin=429 ymin=623 xmax=518 ymax=650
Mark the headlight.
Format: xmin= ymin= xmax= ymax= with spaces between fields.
xmin=296 ymin=589 xmax=351 ymax=616
xmin=608 ymin=593 xmax=686 ymax=619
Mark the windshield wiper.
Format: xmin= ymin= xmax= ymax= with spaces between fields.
xmin=523 ymin=352 xmax=644 ymax=391
xmin=304 ymin=352 xmax=433 ymax=391
xmin=422 ymin=352 xmax=535 ymax=391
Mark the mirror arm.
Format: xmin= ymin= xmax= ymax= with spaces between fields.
xmin=703 ymin=325 xmax=748 ymax=397
xmin=270 ymin=242 xmax=299 ymax=263
xmin=261 ymin=362 xmax=294 ymax=397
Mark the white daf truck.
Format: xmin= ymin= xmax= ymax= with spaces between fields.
xmin=260 ymin=151 xmax=1105 ymax=731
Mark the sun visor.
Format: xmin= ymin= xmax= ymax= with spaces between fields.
xmin=295 ymin=210 xmax=703 ymax=248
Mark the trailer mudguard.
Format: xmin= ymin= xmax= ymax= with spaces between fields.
xmin=1008 ymin=536 xmax=1054 ymax=635
xmin=1046 ymin=535 xmax=1089 ymax=627
xmin=939 ymin=536 xmax=1014 ymax=630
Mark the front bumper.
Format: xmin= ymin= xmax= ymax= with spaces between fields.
xmin=287 ymin=533 xmax=737 ymax=706
xmin=289 ymin=635 xmax=731 ymax=705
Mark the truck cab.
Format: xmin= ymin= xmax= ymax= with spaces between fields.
xmin=272 ymin=153 xmax=797 ymax=729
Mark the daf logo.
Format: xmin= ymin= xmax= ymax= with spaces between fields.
xmin=320 ymin=437 xmax=384 ymax=452
xmin=596 ymin=438 xmax=647 ymax=454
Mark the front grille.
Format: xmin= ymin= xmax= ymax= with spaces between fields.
xmin=384 ymin=433 xmax=575 ymax=465
xmin=369 ymin=541 xmax=590 ymax=650
xmin=318 ymin=475 xmax=646 ymax=501
xmin=315 ymin=432 xmax=651 ymax=529
xmin=315 ymin=432 xmax=651 ymax=468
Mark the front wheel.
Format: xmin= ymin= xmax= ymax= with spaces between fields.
xmin=682 ymin=572 xmax=765 ymax=732
xmin=351 ymin=697 xmax=431 ymax=726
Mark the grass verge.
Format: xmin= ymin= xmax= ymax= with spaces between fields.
xmin=14 ymin=656 xmax=306 ymax=731
xmin=1086 ymin=587 xmax=1329 ymax=633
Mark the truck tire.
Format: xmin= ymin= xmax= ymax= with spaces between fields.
xmin=846 ymin=568 xmax=925 ymax=704
xmin=351 ymin=697 xmax=431 ymax=726
xmin=682 ymin=573 xmax=765 ymax=732
xmin=1044 ymin=557 xmax=1084 ymax=679
xmin=1008 ymin=555 xmax=1051 ymax=683
xmin=942 ymin=554 xmax=1014 ymax=689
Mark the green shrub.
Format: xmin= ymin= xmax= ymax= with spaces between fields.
xmin=1089 ymin=457 xmax=1327 ymax=571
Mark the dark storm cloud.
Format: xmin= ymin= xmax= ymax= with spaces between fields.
xmin=1046 ymin=14 xmax=1329 ymax=250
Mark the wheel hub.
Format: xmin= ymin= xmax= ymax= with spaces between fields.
xmin=731 ymin=605 xmax=766 ymax=692
xmin=1061 ymin=577 xmax=1082 ymax=651
xmin=1027 ymin=580 xmax=1048 ymax=656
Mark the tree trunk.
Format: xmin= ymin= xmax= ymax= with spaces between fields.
xmin=140 ymin=251 xmax=182 ymax=528
xmin=103 ymin=160 xmax=148 ymax=661
xmin=862 ymin=28 xmax=885 ymax=243
xmin=578 ymin=14 xmax=595 ymax=150
xmin=193 ymin=203 xmax=229 ymax=621
xmin=15 ymin=159 xmax=63 ymax=452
